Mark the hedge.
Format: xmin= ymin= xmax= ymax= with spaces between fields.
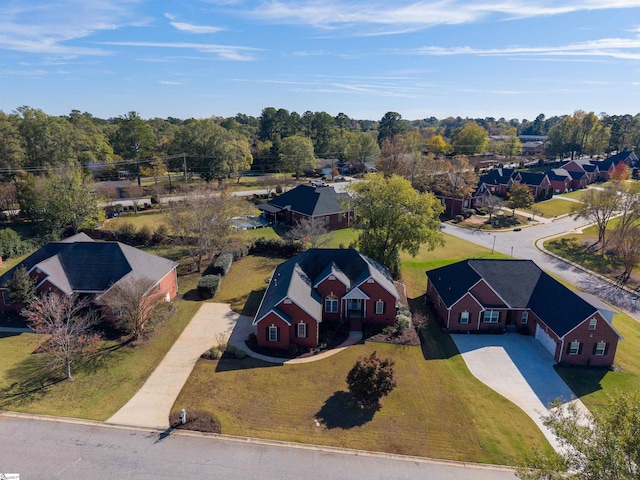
xmin=211 ymin=252 xmax=233 ymax=276
xmin=197 ymin=275 xmax=221 ymax=300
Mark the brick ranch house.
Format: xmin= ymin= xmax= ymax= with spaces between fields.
xmin=426 ymin=259 xmax=621 ymax=367
xmin=258 ymin=184 xmax=354 ymax=231
xmin=253 ymin=248 xmax=399 ymax=350
xmin=0 ymin=233 xmax=179 ymax=315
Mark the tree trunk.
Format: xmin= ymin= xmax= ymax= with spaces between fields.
xmin=66 ymin=360 xmax=72 ymax=380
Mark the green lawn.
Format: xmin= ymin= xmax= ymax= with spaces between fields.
xmin=400 ymin=233 xmax=509 ymax=298
xmin=0 ymin=300 xmax=200 ymax=420
xmin=172 ymin=322 xmax=550 ymax=465
xmin=522 ymin=198 xmax=577 ymax=218
xmin=558 ymin=189 xmax=587 ymax=201
xmin=103 ymin=210 xmax=169 ymax=231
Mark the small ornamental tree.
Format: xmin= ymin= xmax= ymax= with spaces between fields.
xmin=5 ymin=266 xmax=36 ymax=308
xmin=346 ymin=351 xmax=396 ymax=407
xmin=22 ymin=293 xmax=101 ymax=380
xmin=507 ymin=182 xmax=535 ymax=213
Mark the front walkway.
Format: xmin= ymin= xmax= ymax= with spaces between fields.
xmin=452 ymin=333 xmax=589 ymax=453
xmin=107 ymin=303 xmax=239 ymax=429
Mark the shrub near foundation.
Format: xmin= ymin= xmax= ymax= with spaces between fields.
xmin=197 ymin=275 xmax=221 ymax=299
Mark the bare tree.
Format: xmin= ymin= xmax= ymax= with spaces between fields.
xmin=484 ymin=194 xmax=504 ymax=221
xmin=22 ymin=294 xmax=101 ymax=380
xmin=100 ymin=276 xmax=162 ymax=342
xmin=572 ymin=186 xmax=621 ymax=249
xmin=611 ymin=226 xmax=640 ymax=285
xmin=166 ymin=186 xmax=243 ymax=272
xmin=124 ymin=184 xmax=145 ymax=214
xmin=284 ymin=217 xmax=330 ymax=249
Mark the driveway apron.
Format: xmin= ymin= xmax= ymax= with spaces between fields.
xmin=452 ymin=333 xmax=589 ymax=452
xmin=107 ymin=303 xmax=238 ymax=429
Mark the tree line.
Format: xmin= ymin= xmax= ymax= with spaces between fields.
xmin=2 ymin=107 xmax=639 ymax=179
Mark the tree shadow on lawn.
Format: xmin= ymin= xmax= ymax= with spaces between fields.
xmin=241 ymin=289 xmax=265 ymax=317
xmin=0 ymin=351 xmax=64 ymax=407
xmin=315 ymin=391 xmax=379 ymax=429
xmin=214 ymin=354 xmax=276 ymax=373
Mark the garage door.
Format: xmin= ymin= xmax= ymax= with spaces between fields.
xmin=535 ymin=324 xmax=557 ymax=358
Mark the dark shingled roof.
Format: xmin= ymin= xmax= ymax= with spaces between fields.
xmin=0 ymin=234 xmax=177 ymax=294
xmin=266 ymin=185 xmax=351 ymax=217
xmin=426 ymin=259 xmax=605 ymax=338
xmin=517 ymin=172 xmax=547 ymax=186
xmin=479 ymin=168 xmax=516 ymax=186
xmin=254 ymin=248 xmax=398 ymax=325
xmin=548 ymin=169 xmax=571 ymax=182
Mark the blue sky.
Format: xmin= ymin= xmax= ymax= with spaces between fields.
xmin=1 ymin=1 xmax=640 ymax=121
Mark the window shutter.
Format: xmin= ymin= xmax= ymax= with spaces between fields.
xmin=578 ymin=342 xmax=583 ymax=354
xmin=604 ymin=343 xmax=609 ymax=355
xmin=383 ymin=302 xmax=386 ymax=314
xmin=567 ymin=343 xmax=571 ymax=354
xmin=277 ymin=327 xmax=280 ymax=342
xmin=265 ymin=327 xmax=269 ymax=341
xmin=592 ymin=343 xmax=597 ymax=355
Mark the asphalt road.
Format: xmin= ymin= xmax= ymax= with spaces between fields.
xmin=0 ymin=415 xmax=518 ymax=480
xmin=442 ymin=215 xmax=640 ymax=319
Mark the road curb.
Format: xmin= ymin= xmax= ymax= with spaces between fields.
xmin=0 ymin=410 xmax=516 ymax=473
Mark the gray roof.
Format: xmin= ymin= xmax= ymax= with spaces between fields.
xmin=0 ymin=235 xmax=177 ymax=294
xmin=254 ymin=248 xmax=399 ymax=325
xmin=265 ymin=185 xmax=351 ymax=217
xmin=426 ymin=259 xmax=616 ymax=338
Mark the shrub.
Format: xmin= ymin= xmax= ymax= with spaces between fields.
xmin=197 ymin=274 xmax=221 ymax=299
xmin=287 ymin=343 xmax=299 ymax=356
xmin=0 ymin=228 xmax=29 ymax=259
xmin=136 ymin=225 xmax=153 ymax=245
xmin=475 ymin=207 xmax=488 ymax=215
xmin=381 ymin=325 xmax=394 ymax=336
xmin=114 ymin=222 xmax=136 ymax=244
xmin=203 ymin=347 xmax=222 ymax=360
xmin=211 ymin=252 xmax=233 ymax=276
xmin=455 ymin=214 xmax=464 ymax=223
xmin=234 ymin=348 xmax=246 ymax=359
xmin=152 ymin=224 xmax=168 ymax=245
xmin=346 ymin=351 xmax=396 ymax=407
xmin=250 ymin=237 xmax=302 ymax=257
xmin=226 ymin=243 xmax=249 ymax=261
xmin=395 ymin=314 xmax=411 ymax=334
xmin=462 ymin=208 xmax=474 ymax=219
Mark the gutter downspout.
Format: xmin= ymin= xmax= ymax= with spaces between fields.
xmin=558 ymin=337 xmax=564 ymax=363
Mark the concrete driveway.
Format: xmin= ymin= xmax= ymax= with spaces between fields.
xmin=107 ymin=303 xmax=239 ymax=429
xmin=452 ymin=333 xmax=588 ymax=452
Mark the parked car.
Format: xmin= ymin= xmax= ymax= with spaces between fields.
xmin=310 ymin=179 xmax=326 ymax=187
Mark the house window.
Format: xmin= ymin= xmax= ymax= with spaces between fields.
xmin=375 ymin=300 xmax=385 ymax=315
xmin=588 ymin=318 xmax=597 ymax=330
xmin=568 ymin=340 xmax=581 ymax=355
xmin=521 ymin=311 xmax=529 ymax=324
xmin=594 ymin=341 xmax=607 ymax=356
xmin=268 ymin=325 xmax=279 ymax=342
xmin=338 ymin=212 xmax=344 ymax=222
xmin=460 ymin=311 xmax=470 ymax=324
xmin=483 ymin=311 xmax=499 ymax=323
xmin=325 ymin=295 xmax=338 ymax=313
xmin=297 ymin=323 xmax=307 ymax=339
xmin=1 ymin=291 xmax=12 ymax=306
xmin=112 ymin=308 xmax=123 ymax=318
xmin=325 ymin=216 xmax=330 ymax=225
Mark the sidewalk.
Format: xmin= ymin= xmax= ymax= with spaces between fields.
xmin=107 ymin=303 xmax=238 ymax=429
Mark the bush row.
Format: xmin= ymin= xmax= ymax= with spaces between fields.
xmin=249 ymin=237 xmax=303 ymax=257
xmin=197 ymin=275 xmax=221 ymax=299
xmin=84 ymin=223 xmax=169 ymax=246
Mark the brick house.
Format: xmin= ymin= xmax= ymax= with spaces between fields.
xmin=547 ymin=169 xmax=573 ymax=194
xmin=258 ymin=185 xmax=353 ymax=231
xmin=477 ymin=168 xmax=517 ymax=196
xmin=253 ymin=248 xmax=399 ymax=350
xmin=0 ymin=233 xmax=178 ymax=314
xmin=426 ymin=259 xmax=620 ymax=367
xmin=513 ymin=171 xmax=552 ymax=200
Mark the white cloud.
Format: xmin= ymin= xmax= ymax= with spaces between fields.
xmin=0 ymin=1 xmax=142 ymax=55
xmin=165 ymin=13 xmax=224 ymax=34
xmin=159 ymin=80 xmax=184 ymax=85
xmin=99 ymin=41 xmax=262 ymax=61
xmin=397 ymin=37 xmax=640 ymax=60
xmin=244 ymin=1 xmax=640 ymax=36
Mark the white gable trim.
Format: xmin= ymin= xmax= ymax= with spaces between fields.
xmin=253 ymin=308 xmax=292 ymax=326
xmin=313 ymin=269 xmax=349 ymax=289
xmin=449 ymin=291 xmax=484 ymax=310
xmin=275 ymin=296 xmax=321 ymax=324
xmin=354 ymin=276 xmax=399 ymax=300
xmin=342 ymin=287 xmax=370 ymax=300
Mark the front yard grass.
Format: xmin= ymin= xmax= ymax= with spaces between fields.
xmin=172 ymin=318 xmax=551 ymax=465
xmin=522 ymin=198 xmax=577 ymax=218
xmin=0 ymin=300 xmax=200 ymax=420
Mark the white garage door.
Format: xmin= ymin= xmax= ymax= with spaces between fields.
xmin=535 ymin=324 xmax=557 ymax=358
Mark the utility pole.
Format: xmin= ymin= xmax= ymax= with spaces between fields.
xmin=134 ymin=143 xmax=141 ymax=186
xmin=183 ymin=153 xmax=187 ymax=185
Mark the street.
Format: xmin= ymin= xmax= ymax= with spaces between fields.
xmin=0 ymin=414 xmax=518 ymax=480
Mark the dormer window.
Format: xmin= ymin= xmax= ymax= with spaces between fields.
xmin=588 ymin=318 xmax=597 ymax=330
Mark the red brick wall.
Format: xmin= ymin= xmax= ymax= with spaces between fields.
xmin=559 ymin=313 xmax=619 ymax=367
xmin=290 ymin=211 xmax=353 ymax=231
xmin=156 ymin=268 xmax=178 ymax=301
xmin=448 ymin=294 xmax=483 ymax=332
xmin=256 ymin=312 xmax=291 ymax=349
xmin=359 ymin=280 xmax=396 ymax=326
xmin=316 ymin=278 xmax=347 ymax=321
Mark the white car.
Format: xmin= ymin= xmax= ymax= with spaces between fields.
xmin=310 ymin=179 xmax=326 ymax=187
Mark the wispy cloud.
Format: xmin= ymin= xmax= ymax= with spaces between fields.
xmin=0 ymin=1 xmax=145 ymax=56
xmin=244 ymin=1 xmax=640 ymax=36
xmin=165 ymin=13 xmax=224 ymax=34
xmin=396 ymin=37 xmax=640 ymax=60
xmin=99 ymin=41 xmax=262 ymax=61
xmin=159 ymin=80 xmax=184 ymax=85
